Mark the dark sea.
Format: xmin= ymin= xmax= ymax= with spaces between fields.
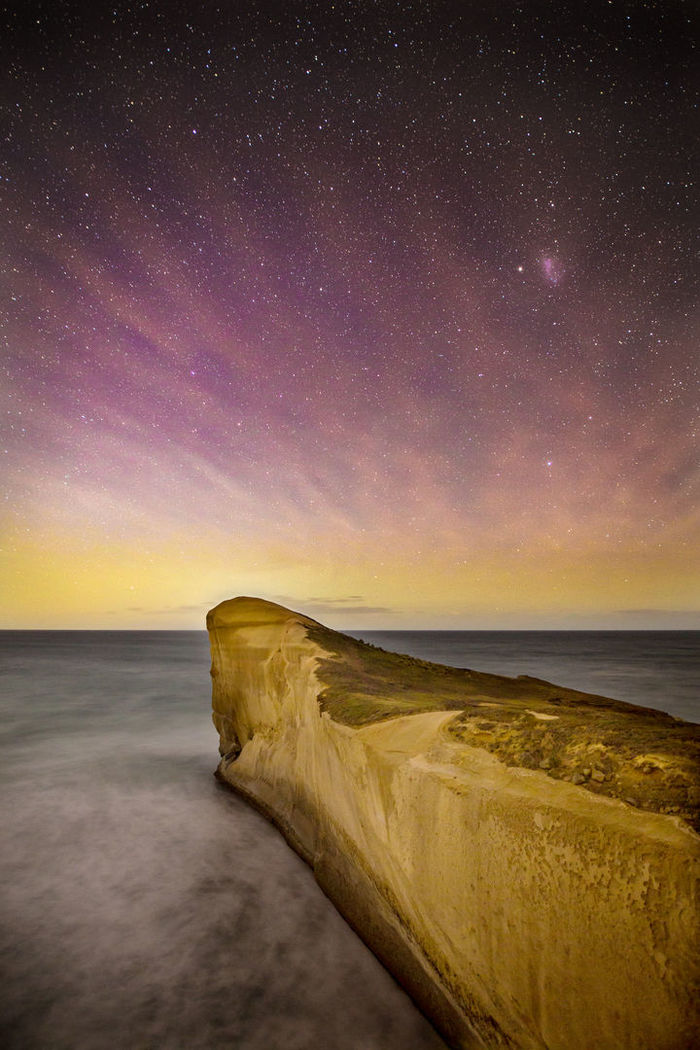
xmin=1 ymin=630 xmax=697 ymax=1050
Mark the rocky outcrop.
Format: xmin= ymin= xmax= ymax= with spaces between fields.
xmin=208 ymin=596 xmax=700 ymax=1050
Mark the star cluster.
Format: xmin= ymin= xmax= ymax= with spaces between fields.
xmin=1 ymin=1 xmax=697 ymax=627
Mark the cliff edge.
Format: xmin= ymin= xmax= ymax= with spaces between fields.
xmin=208 ymin=596 xmax=700 ymax=1050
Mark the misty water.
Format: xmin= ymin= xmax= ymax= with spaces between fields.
xmin=1 ymin=630 xmax=697 ymax=1049
xmin=0 ymin=632 xmax=446 ymax=1050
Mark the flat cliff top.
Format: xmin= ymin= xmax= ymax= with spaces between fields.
xmin=308 ymin=616 xmax=700 ymax=833
xmin=210 ymin=598 xmax=700 ymax=831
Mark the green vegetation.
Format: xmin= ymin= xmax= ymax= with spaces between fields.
xmin=308 ymin=624 xmax=700 ymax=832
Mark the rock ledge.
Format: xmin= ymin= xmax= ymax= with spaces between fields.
xmin=208 ymin=596 xmax=699 ymax=1050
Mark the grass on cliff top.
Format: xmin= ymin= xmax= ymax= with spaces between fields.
xmin=308 ymin=624 xmax=700 ymax=833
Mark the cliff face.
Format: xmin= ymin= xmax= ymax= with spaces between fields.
xmin=208 ymin=597 xmax=700 ymax=1050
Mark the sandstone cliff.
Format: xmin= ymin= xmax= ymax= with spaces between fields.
xmin=208 ymin=596 xmax=700 ymax=1050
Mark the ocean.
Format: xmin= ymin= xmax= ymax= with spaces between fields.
xmin=1 ymin=629 xmax=697 ymax=1049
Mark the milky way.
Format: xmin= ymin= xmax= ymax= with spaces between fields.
xmin=1 ymin=2 xmax=697 ymax=627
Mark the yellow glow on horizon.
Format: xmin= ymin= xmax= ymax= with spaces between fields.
xmin=1 ymin=529 xmax=697 ymax=630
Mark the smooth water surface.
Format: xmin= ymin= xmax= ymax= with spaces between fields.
xmin=0 ymin=631 xmax=446 ymax=1050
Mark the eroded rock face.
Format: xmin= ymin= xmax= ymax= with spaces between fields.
xmin=208 ymin=597 xmax=700 ymax=1050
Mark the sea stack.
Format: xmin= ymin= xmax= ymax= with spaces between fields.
xmin=208 ymin=596 xmax=699 ymax=1050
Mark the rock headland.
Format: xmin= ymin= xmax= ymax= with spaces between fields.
xmin=208 ymin=596 xmax=699 ymax=1050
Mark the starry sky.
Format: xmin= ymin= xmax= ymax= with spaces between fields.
xmin=1 ymin=1 xmax=698 ymax=629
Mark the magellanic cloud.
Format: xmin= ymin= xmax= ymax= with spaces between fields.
xmin=0 ymin=3 xmax=697 ymax=627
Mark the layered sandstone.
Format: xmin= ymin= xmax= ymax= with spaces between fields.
xmin=208 ymin=596 xmax=700 ymax=1050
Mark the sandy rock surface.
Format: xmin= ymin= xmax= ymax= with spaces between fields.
xmin=208 ymin=596 xmax=700 ymax=1050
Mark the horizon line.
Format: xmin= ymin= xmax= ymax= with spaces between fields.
xmin=0 ymin=626 xmax=698 ymax=633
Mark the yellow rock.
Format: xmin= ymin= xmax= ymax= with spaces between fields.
xmin=208 ymin=596 xmax=700 ymax=1050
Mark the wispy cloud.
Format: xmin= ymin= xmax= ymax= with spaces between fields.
xmin=307 ymin=605 xmax=394 ymax=616
xmin=270 ymin=594 xmax=394 ymax=618
xmin=304 ymin=596 xmax=365 ymax=604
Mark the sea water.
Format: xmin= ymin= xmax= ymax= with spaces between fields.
xmin=0 ymin=631 xmax=446 ymax=1050
xmin=1 ymin=630 xmax=697 ymax=1049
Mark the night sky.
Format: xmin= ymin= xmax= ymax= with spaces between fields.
xmin=1 ymin=1 xmax=697 ymax=629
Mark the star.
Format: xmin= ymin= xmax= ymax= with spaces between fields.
xmin=0 ymin=1 xmax=695 ymax=630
